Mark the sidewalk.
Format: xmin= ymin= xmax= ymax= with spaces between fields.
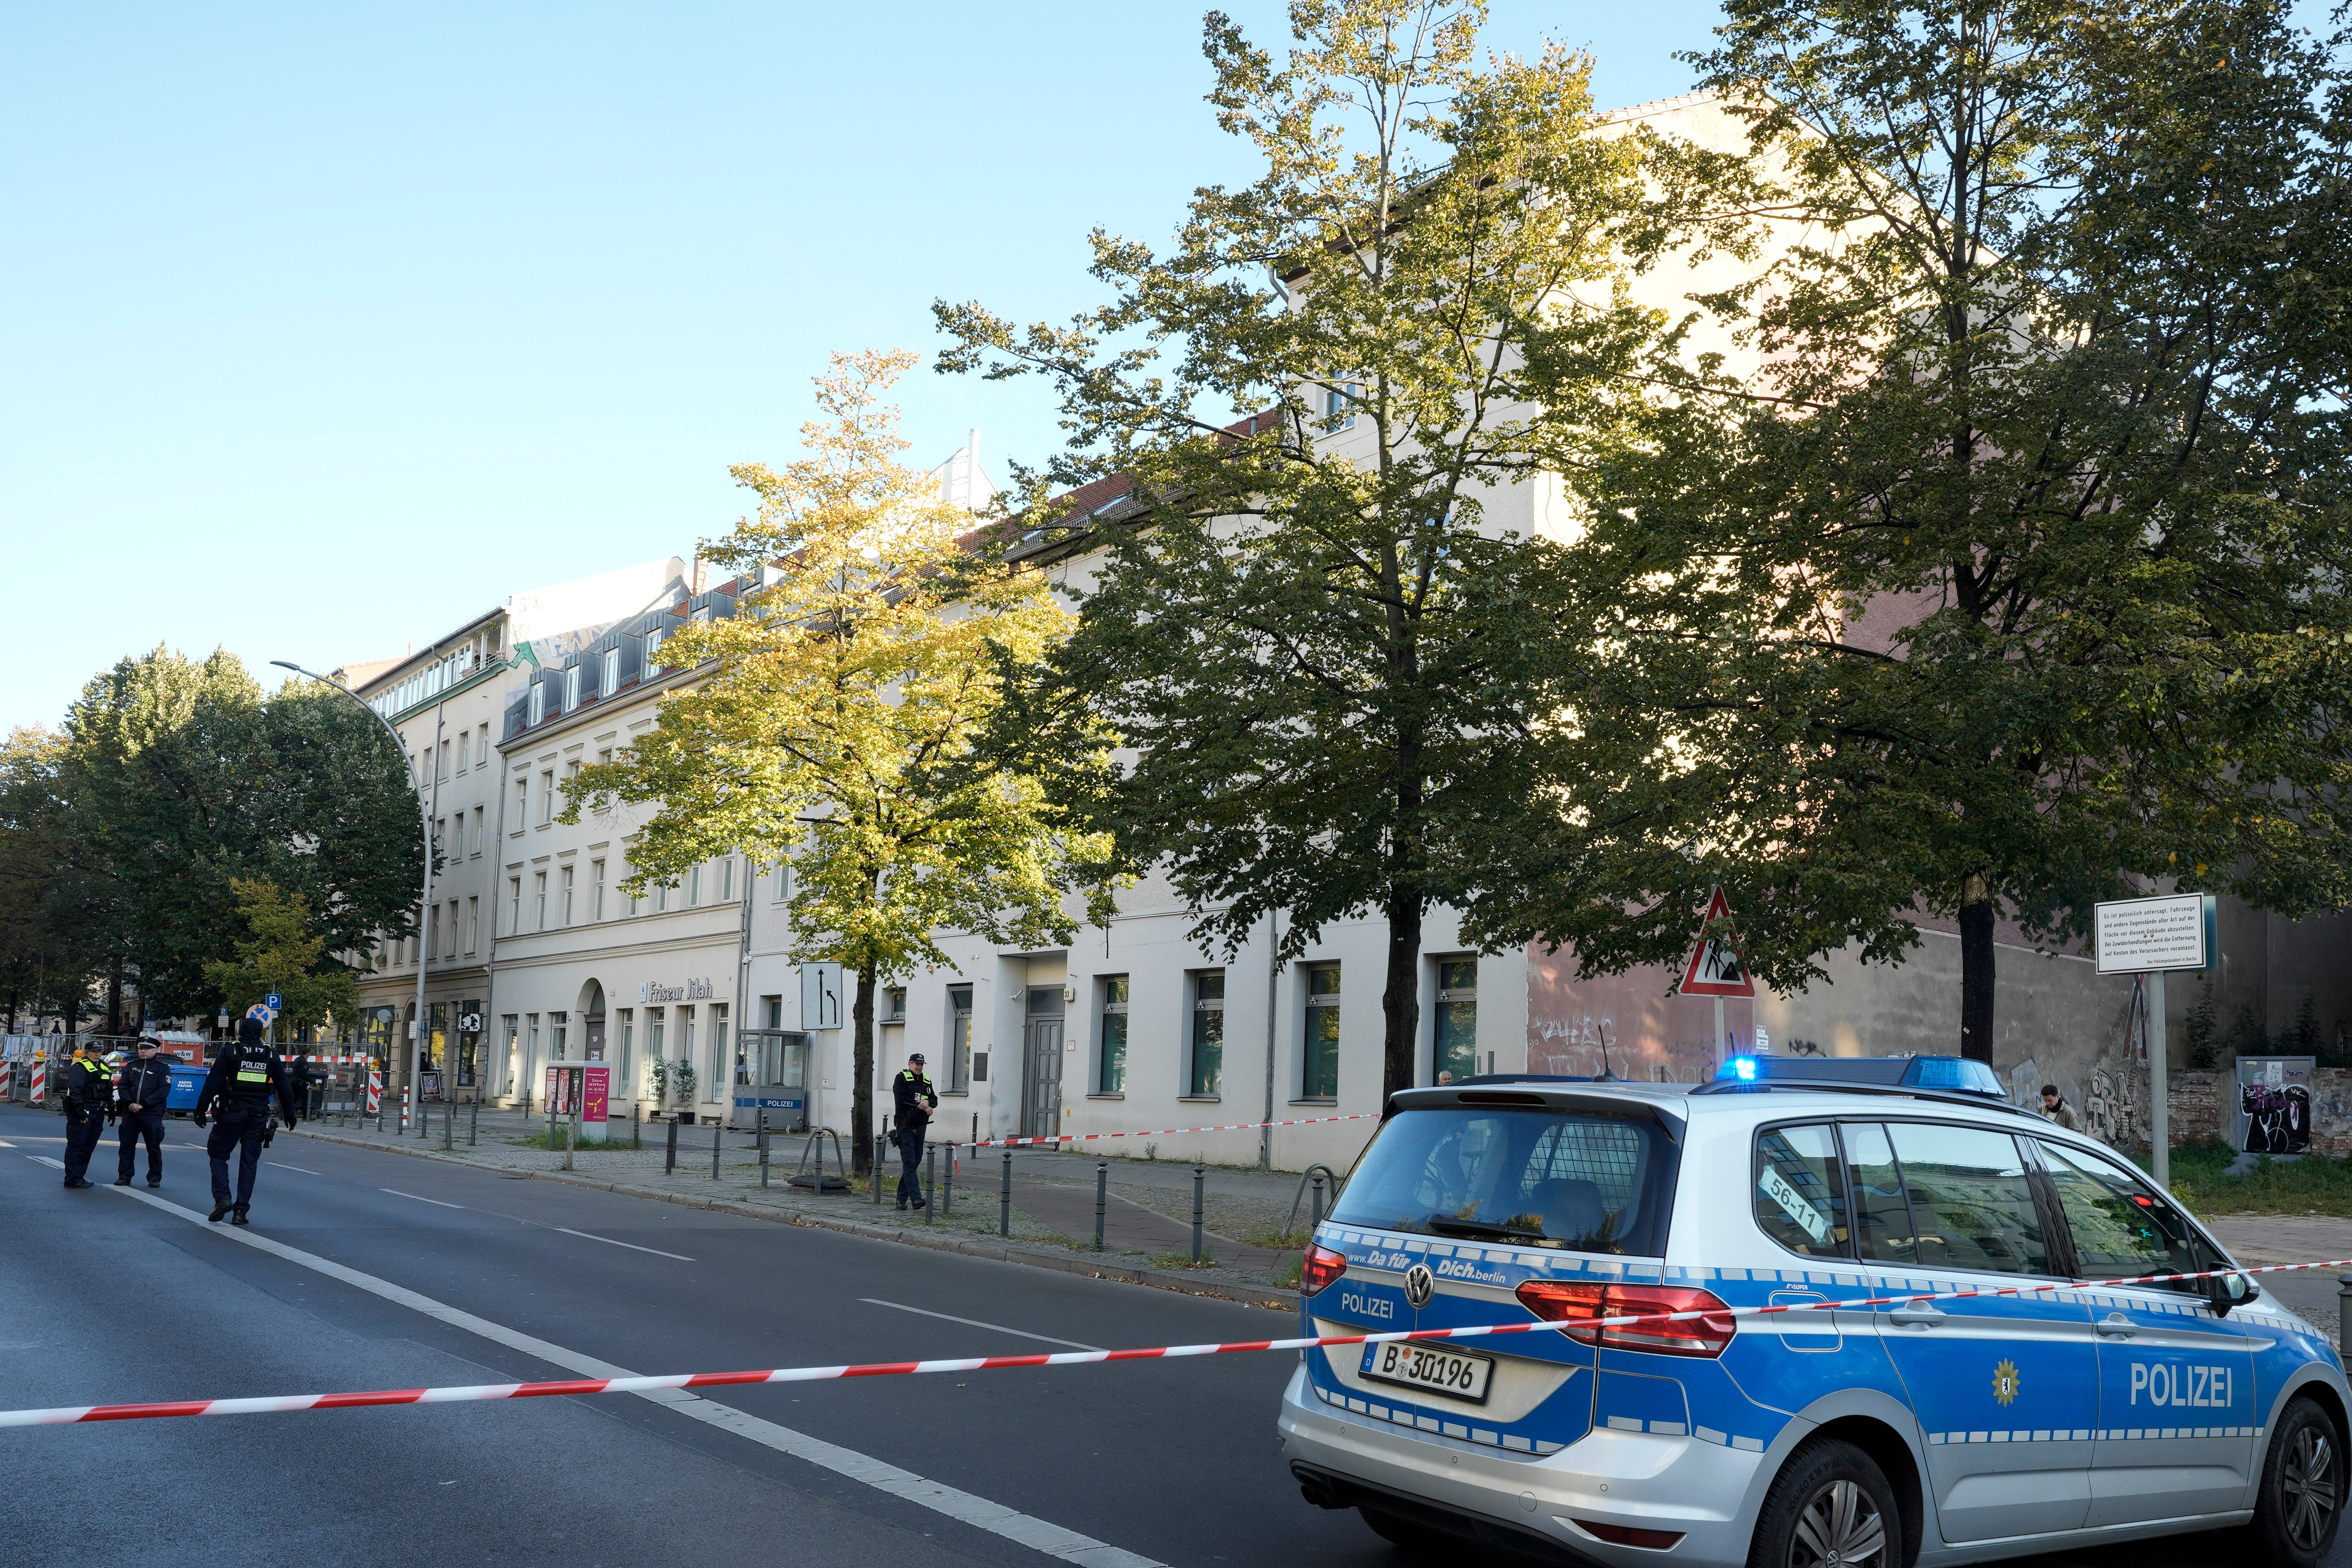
xmin=287 ymin=1106 xmax=1314 ymax=1303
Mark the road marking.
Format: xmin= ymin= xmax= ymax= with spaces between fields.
xmin=554 ymin=1227 xmax=694 ymax=1262
xmin=380 ymin=1188 xmax=464 ymax=1209
xmin=101 ymin=1184 xmax=1162 ymax=1568
xmin=27 ymin=1155 xmax=63 ymax=1169
xmin=268 ymin=1163 xmax=322 ymax=1175
xmin=0 ymin=1139 xmax=15 ymax=1148
xmin=861 ymin=1299 xmax=1105 ymax=1352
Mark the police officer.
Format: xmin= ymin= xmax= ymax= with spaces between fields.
xmin=114 ymin=1035 xmax=174 ymax=1187
xmin=890 ymin=1052 xmax=938 ymax=1210
xmin=194 ymin=1015 xmax=298 ymax=1224
xmin=58 ymin=1038 xmax=115 ymax=1188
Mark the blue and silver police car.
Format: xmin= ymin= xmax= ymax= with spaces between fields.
xmin=1280 ymin=1057 xmax=2346 ymax=1567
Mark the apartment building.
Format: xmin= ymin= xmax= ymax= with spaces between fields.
xmin=338 ymin=558 xmax=685 ymax=1102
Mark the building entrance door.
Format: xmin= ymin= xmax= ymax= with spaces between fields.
xmin=1020 ymin=985 xmax=1065 ymax=1142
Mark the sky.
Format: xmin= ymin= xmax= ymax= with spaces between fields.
xmin=3 ymin=1 xmax=1724 ymax=733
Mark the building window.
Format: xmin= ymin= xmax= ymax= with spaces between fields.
xmin=679 ymin=1007 xmax=697 ymax=1093
xmin=513 ymin=775 xmax=527 ymax=833
xmin=1324 ymin=379 xmax=1361 ymax=430
xmin=645 ymin=627 xmax=664 ymax=670
xmin=426 ymin=904 xmax=441 ymax=960
xmin=591 ymin=859 xmax=606 ymax=920
xmin=1435 ymin=959 xmax=1477 ymax=1084
xmin=949 ymin=986 xmax=973 ymax=1094
xmin=465 ymin=897 xmax=479 ymax=954
xmin=501 ymin=1015 xmax=518 ymax=1097
xmin=539 ymin=771 xmax=554 ymax=825
xmin=438 ymin=739 xmax=451 ymax=780
xmin=550 ymin=1010 xmax=568 ymax=1060
xmin=655 ymin=877 xmax=669 ymax=913
xmin=507 ymin=876 xmax=521 ymax=934
xmin=1189 ymin=971 xmax=1224 ymax=1097
xmin=1099 ymin=975 xmax=1129 ymax=1094
xmin=710 ymin=1004 xmax=728 ymax=1090
xmin=471 ymin=805 xmax=484 ymax=856
xmin=688 ymin=862 xmax=702 ymax=906
xmin=526 ymin=1014 xmax=540 ymax=1084
xmin=565 ymin=665 xmax=581 ymax=709
xmin=772 ymin=864 xmax=789 ymax=902
xmin=761 ymin=994 xmax=782 ymax=1030
xmin=647 ymin=1008 xmax=666 ymax=1095
xmin=447 ymin=899 xmax=461 ymax=959
xmin=616 ymin=1009 xmax=633 ymax=1094
xmin=478 ymin=723 xmax=490 ymax=766
xmin=1303 ymin=964 xmax=1340 ymax=1100
xmin=559 ymin=864 xmax=574 ymax=926
xmin=456 ymin=731 xmax=469 ymax=773
xmin=719 ymin=855 xmax=734 ymax=902
xmin=533 ymin=871 xmax=547 ymax=931
xmin=528 ymin=683 xmax=545 ymax=725
xmin=603 ymin=646 xmax=619 ymax=694
xmin=881 ymin=986 xmax=907 ymax=1024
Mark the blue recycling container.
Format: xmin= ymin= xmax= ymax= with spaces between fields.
xmin=165 ymin=1063 xmax=209 ymax=1116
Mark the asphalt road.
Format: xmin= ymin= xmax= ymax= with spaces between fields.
xmin=0 ymin=1101 xmax=2338 ymax=1568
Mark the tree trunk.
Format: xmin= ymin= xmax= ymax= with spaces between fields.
xmin=5 ymin=989 xmax=15 ymax=1034
xmin=1958 ymin=873 xmax=1996 ymax=1063
xmin=850 ymin=964 xmax=875 ymax=1176
xmin=1382 ymin=889 xmax=1424 ymax=1100
xmin=106 ymin=959 xmax=122 ymax=1036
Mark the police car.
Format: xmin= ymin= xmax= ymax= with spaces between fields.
xmin=1279 ymin=1056 xmax=2347 ymax=1567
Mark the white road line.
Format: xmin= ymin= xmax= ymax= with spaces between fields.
xmin=102 ymin=1184 xmax=1161 ymax=1568
xmin=268 ymin=1163 xmax=322 ymax=1175
xmin=0 ymin=1139 xmax=15 ymax=1148
xmin=554 ymin=1227 xmax=695 ymax=1262
xmin=380 ymin=1188 xmax=463 ymax=1209
xmin=27 ymin=1155 xmax=63 ymax=1169
xmin=861 ymin=1299 xmax=1105 ymax=1352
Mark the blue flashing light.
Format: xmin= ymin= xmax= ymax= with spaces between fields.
xmin=1901 ymin=1055 xmax=2005 ymax=1097
xmin=1732 ymin=1057 xmax=1758 ymax=1082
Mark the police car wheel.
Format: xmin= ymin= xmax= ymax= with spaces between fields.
xmin=1358 ymin=1507 xmax=1446 ymax=1558
xmin=1747 ymin=1438 xmax=1896 ymax=1568
xmin=2246 ymin=1397 xmax=2344 ymax=1567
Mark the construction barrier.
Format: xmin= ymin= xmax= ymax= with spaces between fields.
xmin=4 ymin=1252 xmax=2344 ymax=1430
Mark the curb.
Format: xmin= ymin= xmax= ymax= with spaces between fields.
xmin=287 ymin=1125 xmax=1299 ymax=1311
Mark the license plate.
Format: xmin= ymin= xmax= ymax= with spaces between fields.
xmin=1359 ymin=1340 xmax=1494 ymax=1404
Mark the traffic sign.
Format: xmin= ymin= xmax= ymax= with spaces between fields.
xmin=264 ymin=993 xmax=282 ymax=1009
xmin=2092 ymin=893 xmax=2215 ymax=975
xmin=1677 ymin=886 xmax=1756 ymax=998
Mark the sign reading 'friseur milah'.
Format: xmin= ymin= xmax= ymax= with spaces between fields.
xmin=2092 ymin=893 xmax=2214 ymax=976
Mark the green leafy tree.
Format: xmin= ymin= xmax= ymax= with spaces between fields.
xmin=937 ymin=0 xmax=1710 ymax=1098
xmin=201 ymin=877 xmax=359 ymax=1039
xmin=1535 ymin=0 xmax=2352 ymax=1058
xmin=567 ymin=351 xmax=1118 ymax=1170
xmin=0 ymin=726 xmax=113 ymax=1031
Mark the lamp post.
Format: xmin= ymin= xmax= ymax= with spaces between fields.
xmin=271 ymin=661 xmax=433 ymax=1126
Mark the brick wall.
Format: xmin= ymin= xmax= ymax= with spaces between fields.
xmin=2148 ymin=1068 xmax=2352 ymax=1157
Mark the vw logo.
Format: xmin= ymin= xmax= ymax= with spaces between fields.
xmin=1403 ymin=1263 xmax=1435 ymax=1310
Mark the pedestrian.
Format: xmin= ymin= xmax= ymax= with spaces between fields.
xmin=194 ymin=1015 xmax=298 ymax=1225
xmin=59 ymin=1038 xmax=116 ymax=1189
xmin=891 ymin=1052 xmax=938 ymax=1211
xmin=113 ymin=1035 xmax=174 ymax=1188
xmin=2039 ymin=1083 xmax=2085 ymax=1134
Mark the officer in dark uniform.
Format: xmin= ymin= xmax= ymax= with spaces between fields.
xmin=59 ymin=1038 xmax=115 ymax=1188
xmin=113 ymin=1035 xmax=174 ymax=1187
xmin=194 ymin=1015 xmax=297 ymax=1224
xmin=890 ymin=1052 xmax=937 ymax=1210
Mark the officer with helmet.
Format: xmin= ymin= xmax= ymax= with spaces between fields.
xmin=194 ymin=1011 xmax=298 ymax=1224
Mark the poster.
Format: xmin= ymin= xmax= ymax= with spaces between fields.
xmin=2235 ymin=1056 xmax=2314 ymax=1155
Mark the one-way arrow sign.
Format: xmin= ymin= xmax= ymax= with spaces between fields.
xmin=1677 ymin=886 xmax=1756 ymax=998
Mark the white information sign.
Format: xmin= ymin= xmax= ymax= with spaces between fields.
xmin=2093 ymin=893 xmax=2212 ymax=976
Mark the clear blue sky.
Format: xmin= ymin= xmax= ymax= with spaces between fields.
xmin=3 ymin=1 xmax=1720 ymax=733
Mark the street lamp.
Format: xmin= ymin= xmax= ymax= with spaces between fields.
xmin=272 ymin=660 xmax=434 ymax=1131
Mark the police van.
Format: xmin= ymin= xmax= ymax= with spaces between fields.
xmin=1279 ymin=1057 xmax=2346 ymax=1567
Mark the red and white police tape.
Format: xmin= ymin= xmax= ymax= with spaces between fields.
xmin=6 ymin=1252 xmax=2348 ymax=1431
xmin=970 ymin=1111 xmax=1378 ymax=1150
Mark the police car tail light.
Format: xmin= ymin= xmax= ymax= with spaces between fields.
xmin=1514 ymin=1281 xmax=1735 ymax=1358
xmin=1300 ymin=1244 xmax=1348 ymax=1297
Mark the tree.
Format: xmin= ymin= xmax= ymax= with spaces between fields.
xmin=566 ymin=351 xmax=1118 ymax=1172
xmin=60 ymin=646 xmax=424 ymax=1022
xmin=0 ymin=726 xmax=113 ymax=1032
xmin=1536 ymin=0 xmax=2352 ymax=1058
xmin=936 ymin=0 xmax=1707 ymax=1097
xmin=201 ymin=878 xmax=358 ymax=1039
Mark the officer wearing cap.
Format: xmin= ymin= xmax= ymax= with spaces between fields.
xmin=114 ymin=1036 xmax=174 ymax=1187
xmin=890 ymin=1052 xmax=938 ymax=1211
xmin=194 ymin=1014 xmax=298 ymax=1224
xmin=58 ymin=1037 xmax=115 ymax=1189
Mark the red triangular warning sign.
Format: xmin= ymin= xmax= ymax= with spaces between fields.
xmin=1677 ymin=886 xmax=1756 ymax=997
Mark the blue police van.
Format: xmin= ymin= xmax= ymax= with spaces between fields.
xmin=1280 ymin=1057 xmax=2346 ymax=1567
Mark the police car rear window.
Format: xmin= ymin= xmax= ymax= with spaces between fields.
xmin=1332 ymin=1108 xmax=1675 ymax=1255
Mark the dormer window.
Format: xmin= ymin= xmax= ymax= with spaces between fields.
xmin=528 ymin=682 xmax=545 ymax=725
xmin=564 ymin=665 xmax=581 ymax=709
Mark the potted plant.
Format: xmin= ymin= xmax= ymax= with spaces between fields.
xmin=672 ymin=1058 xmax=697 ymax=1124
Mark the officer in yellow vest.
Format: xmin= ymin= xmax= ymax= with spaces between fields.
xmin=194 ymin=1014 xmax=298 ymax=1224
xmin=58 ymin=1038 xmax=115 ymax=1188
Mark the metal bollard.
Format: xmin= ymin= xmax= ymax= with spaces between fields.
xmin=874 ymin=1133 xmax=886 ymax=1204
xmin=1094 ymin=1161 xmax=1107 ymax=1252
xmin=665 ymin=1114 xmax=678 ymax=1175
xmin=942 ymin=1141 xmax=955 ymax=1217
xmin=2339 ymin=1276 xmax=2352 ymax=1358
xmin=759 ymin=1110 xmax=770 ymax=1188
xmin=469 ymin=1095 xmax=479 ymax=1147
xmin=1311 ymin=1172 xmax=1325 ymax=1230
xmin=924 ymin=1142 xmax=937 ymax=1224
xmin=711 ymin=1120 xmax=722 ymax=1180
xmin=545 ymin=1096 xmax=557 ymax=1159
xmin=1192 ymin=1164 xmax=1206 ymax=1263
xmin=1000 ymin=1147 xmax=1013 ymax=1237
